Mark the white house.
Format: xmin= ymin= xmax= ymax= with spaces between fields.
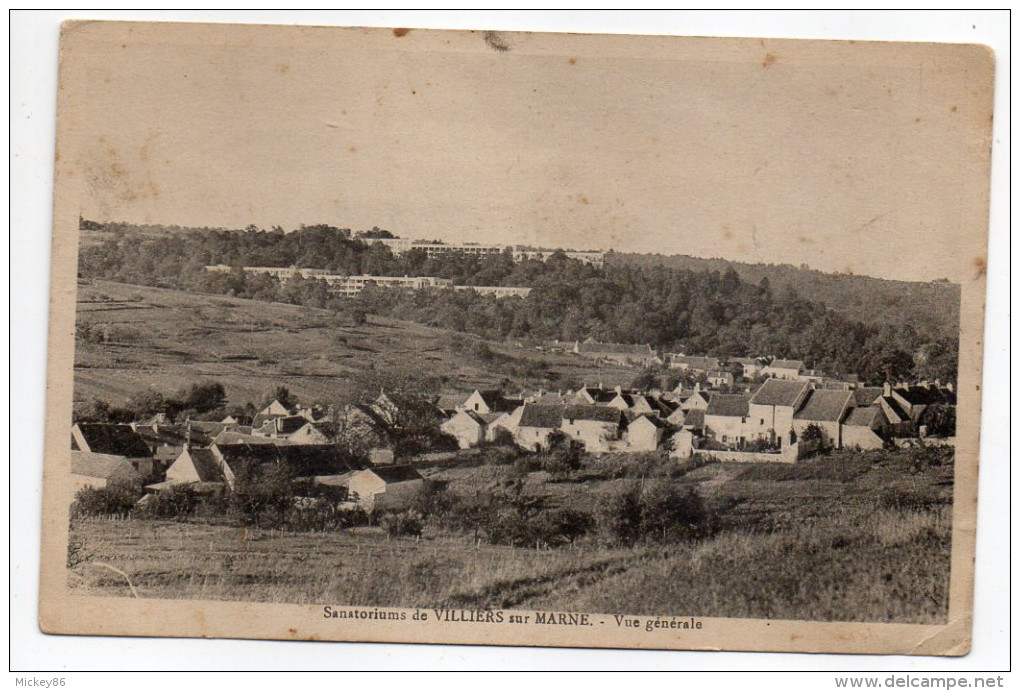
xmin=559 ymin=405 xmax=624 ymax=452
xmin=346 ymin=465 xmax=425 ymax=511
xmin=762 ymin=359 xmax=805 ymax=380
xmin=627 ymin=415 xmax=667 ymax=451
xmin=747 ymin=379 xmax=811 ymax=444
xmin=703 ymin=394 xmax=752 ymax=447
xmin=440 ymin=409 xmax=488 ymax=449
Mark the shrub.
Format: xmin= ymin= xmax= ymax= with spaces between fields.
xmin=597 ymin=481 xmax=713 ymax=546
xmin=70 ymin=483 xmax=139 ymax=518
xmin=136 ymin=485 xmax=199 ymax=520
xmin=380 ymin=510 xmax=425 ymax=538
xmin=283 ymin=496 xmax=366 ymax=532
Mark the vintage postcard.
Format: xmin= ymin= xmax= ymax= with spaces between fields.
xmin=40 ymin=21 xmax=995 ymax=655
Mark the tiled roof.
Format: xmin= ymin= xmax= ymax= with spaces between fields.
xmin=844 ymin=406 xmax=882 ymax=427
xmin=70 ymin=451 xmax=134 ymax=479
xmin=852 ymin=387 xmax=884 ymax=407
xmin=518 ymin=404 xmax=565 ymax=429
xmin=74 ymin=424 xmax=152 ymax=458
xmin=794 ymin=390 xmax=853 ymax=422
xmin=705 ymin=394 xmax=751 ymax=418
xmin=768 ymin=359 xmax=805 ymax=371
xmin=750 ymin=379 xmax=809 ymax=407
xmin=186 ymin=449 xmax=225 ymax=483
xmin=562 ymin=405 xmax=623 ymax=424
xmin=216 ymin=443 xmax=365 ymax=477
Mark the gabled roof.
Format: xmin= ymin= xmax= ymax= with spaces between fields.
xmin=435 ymin=393 xmax=465 ymax=411
xmin=881 ymin=396 xmax=912 ymax=423
xmin=750 ymin=379 xmax=810 ymax=408
xmin=794 ymin=390 xmax=853 ymax=422
xmin=213 ymin=430 xmax=293 ymax=446
xmin=70 ymin=451 xmax=134 ymax=479
xmin=895 ymin=385 xmax=955 ymax=406
xmin=518 ymin=404 xmax=565 ymax=429
xmin=844 ymin=406 xmax=883 ymax=427
xmin=630 ymin=414 xmax=667 ymax=429
xmin=683 ymin=409 xmax=705 ymax=428
xmin=705 ymin=394 xmax=751 ymax=418
xmin=768 ymin=359 xmax=805 ymax=371
xmin=562 ymin=405 xmax=623 ymax=424
xmin=671 ymin=355 xmax=721 ymax=370
xmin=852 ymin=387 xmax=884 ymax=407
xmin=274 ymin=415 xmax=312 ymax=435
xmin=186 ymin=448 xmax=225 ymax=483
xmin=578 ymin=387 xmax=618 ymax=404
xmin=74 ymin=424 xmax=152 ymax=458
xmin=216 ymin=443 xmax=365 ymax=477
xmin=364 ymin=464 xmax=424 ymax=484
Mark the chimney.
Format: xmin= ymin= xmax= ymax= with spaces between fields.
xmin=614 ymin=385 xmax=622 ymax=395
xmin=946 ymin=382 xmax=954 ymax=393
xmin=883 ymin=382 xmax=892 ymax=397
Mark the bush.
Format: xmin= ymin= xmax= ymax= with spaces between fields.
xmin=597 ymin=481 xmax=713 ymax=546
xmin=380 ymin=510 xmax=425 ymax=538
xmin=70 ymin=483 xmax=140 ymax=518
xmin=283 ymin=496 xmax=367 ymax=532
xmin=136 ymin=485 xmax=199 ymax=520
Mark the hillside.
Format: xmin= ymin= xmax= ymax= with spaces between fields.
xmin=73 ymin=280 xmax=635 ymax=410
xmin=609 ymin=253 xmax=961 ymax=341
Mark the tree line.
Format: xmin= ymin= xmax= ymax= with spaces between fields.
xmin=77 ymin=221 xmax=958 ymax=385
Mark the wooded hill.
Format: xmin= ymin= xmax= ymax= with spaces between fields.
xmin=76 ymin=221 xmax=960 ymax=385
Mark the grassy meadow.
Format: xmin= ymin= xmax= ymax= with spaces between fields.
xmin=69 ymin=447 xmax=953 ymax=624
xmin=73 ymin=279 xmax=635 ymax=408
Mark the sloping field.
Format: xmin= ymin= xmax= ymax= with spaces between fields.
xmin=73 ymin=280 xmax=635 ymax=409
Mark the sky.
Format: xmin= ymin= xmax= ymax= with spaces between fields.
xmin=55 ymin=21 xmax=994 ymax=282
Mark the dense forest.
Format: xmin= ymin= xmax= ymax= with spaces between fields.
xmin=612 ymin=253 xmax=960 ymax=341
xmin=77 ymin=221 xmax=959 ymax=385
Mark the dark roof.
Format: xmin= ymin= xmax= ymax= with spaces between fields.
xmin=275 ymin=415 xmax=311 ymax=435
xmin=845 ymin=406 xmax=882 ymax=427
xmin=213 ymin=430 xmax=292 ymax=446
xmin=579 ymin=387 xmax=618 ymax=404
xmin=794 ymin=390 xmax=853 ymax=422
xmin=70 ymin=451 xmax=134 ymax=479
xmin=683 ymin=409 xmax=705 ymax=428
xmin=671 ymin=355 xmax=721 ymax=370
xmin=562 ymin=405 xmax=623 ymax=424
xmin=186 ymin=448 xmax=225 ymax=483
xmin=705 ymin=394 xmax=751 ymax=418
xmin=768 ymin=359 xmax=805 ymax=371
xmin=578 ymin=342 xmax=655 ymax=357
xmin=366 ymin=464 xmax=424 ymax=484
xmin=853 ymin=387 xmax=884 ymax=407
xmin=881 ymin=396 xmax=912 ymax=422
xmin=750 ymin=379 xmax=809 ymax=408
xmin=215 ymin=443 xmax=365 ymax=477
xmin=74 ymin=424 xmax=152 ymax=458
xmin=518 ymin=404 xmax=565 ymax=429
xmin=630 ymin=414 xmax=666 ymax=429
xmin=895 ymin=385 xmax=955 ymax=406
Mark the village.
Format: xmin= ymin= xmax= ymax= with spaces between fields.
xmin=70 ymin=341 xmax=956 ymax=516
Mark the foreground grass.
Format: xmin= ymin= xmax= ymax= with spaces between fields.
xmin=69 ymin=448 xmax=953 ymax=623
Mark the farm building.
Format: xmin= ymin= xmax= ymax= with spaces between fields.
xmin=440 ymin=409 xmax=489 ymax=449
xmin=627 ymin=415 xmax=667 ymax=451
xmin=748 ymin=379 xmax=811 ymax=444
xmin=71 ymin=423 xmax=157 ymax=480
xmin=762 ymin=358 xmax=805 ymax=380
xmin=346 ymin=465 xmax=425 ymax=511
xmin=560 ymin=405 xmax=624 ymax=452
xmin=70 ymin=451 xmax=141 ymax=493
xmin=704 ymin=394 xmax=752 ymax=446
xmin=156 ymin=447 xmax=227 ymax=489
xmin=841 ymin=405 xmax=888 ymax=450
xmin=515 ymin=404 xmax=565 ymax=451
xmin=792 ymin=389 xmax=855 ymax=448
xmin=575 ymin=341 xmax=660 ymax=367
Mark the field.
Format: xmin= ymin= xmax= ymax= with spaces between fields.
xmin=73 ymin=280 xmax=635 ymax=409
xmin=69 ymin=447 xmax=953 ymax=624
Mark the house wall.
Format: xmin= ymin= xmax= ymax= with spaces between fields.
xmin=560 ymin=419 xmax=617 ymax=452
xmin=440 ymin=414 xmax=484 ymax=449
xmin=792 ymin=419 xmax=842 ymax=448
xmin=841 ymin=425 xmax=884 ymax=450
xmin=289 ymin=425 xmax=330 ymax=445
xmin=165 ymin=451 xmax=201 ymax=484
xmin=462 ymin=391 xmax=491 ymax=414
xmin=515 ymin=426 xmax=555 ymax=451
xmin=704 ymin=415 xmax=747 ymax=445
xmin=748 ymin=403 xmax=796 ymax=441
xmin=71 ymin=475 xmax=108 ymax=492
xmin=627 ymin=424 xmax=663 ymax=451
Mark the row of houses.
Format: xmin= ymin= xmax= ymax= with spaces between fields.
xmin=364 ymin=238 xmax=606 ymax=267
xmin=205 ymin=265 xmax=531 ymax=299
xmin=438 ymin=378 xmax=956 ymax=456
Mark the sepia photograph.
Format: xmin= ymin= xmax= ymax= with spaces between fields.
xmin=34 ymin=16 xmax=997 ymax=658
